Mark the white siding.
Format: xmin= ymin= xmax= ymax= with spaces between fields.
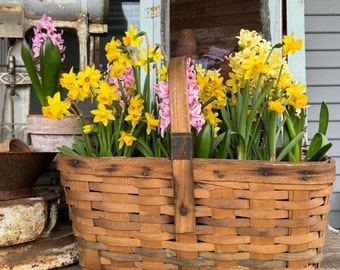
xmin=305 ymin=0 xmax=340 ymax=228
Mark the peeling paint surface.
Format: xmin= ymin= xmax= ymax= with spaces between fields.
xmin=0 ymin=224 xmax=78 ymax=269
xmin=0 ymin=0 xmax=108 ymax=23
xmin=0 ymin=197 xmax=46 ymax=246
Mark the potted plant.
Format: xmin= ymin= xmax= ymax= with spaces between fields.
xmin=42 ymin=24 xmax=334 ymax=269
xmin=21 ymin=14 xmax=91 ymax=152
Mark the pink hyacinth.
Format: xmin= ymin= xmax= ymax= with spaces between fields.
xmin=186 ymin=58 xmax=205 ymax=133
xmin=154 ymin=58 xmax=205 ymax=137
xmin=109 ymin=65 xmax=135 ymax=107
xmin=154 ymin=80 xmax=170 ymax=138
xmin=32 ymin=14 xmax=66 ymax=61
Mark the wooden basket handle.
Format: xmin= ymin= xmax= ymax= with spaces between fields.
xmin=168 ymin=56 xmax=196 ymax=233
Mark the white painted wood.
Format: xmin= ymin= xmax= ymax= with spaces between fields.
xmin=305 ymin=0 xmax=340 ymax=15
xmin=330 ymin=194 xmax=340 ymax=211
xmin=140 ymin=0 xmax=162 ymax=49
xmin=305 ymin=33 xmax=340 ymax=50
xmin=305 ymin=15 xmax=340 ymax=32
xmin=308 ymin=104 xmax=340 ymax=121
xmin=306 ymin=51 xmax=340 ymax=68
xmin=308 ymin=122 xmax=340 ymax=140
xmin=305 ymin=0 xmax=340 ymax=228
xmin=140 ymin=0 xmax=165 ymax=98
xmin=308 ymin=86 xmax=340 ymax=103
xmin=268 ymin=0 xmax=282 ymax=45
xmin=307 ymin=69 xmax=340 ymax=85
xmin=286 ymin=0 xmax=306 ymax=85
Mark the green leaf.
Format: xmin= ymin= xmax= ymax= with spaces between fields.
xmin=305 ymin=143 xmax=332 ymax=161
xmin=72 ymin=136 xmax=88 ymax=156
xmin=21 ymin=39 xmax=44 ymax=105
xmin=57 ymin=145 xmax=79 ymax=156
xmin=318 ymin=102 xmax=329 ymax=135
xmin=215 ymin=130 xmax=234 ymax=159
xmin=304 ymin=133 xmax=332 ymax=161
xmin=194 ymin=122 xmax=213 ymax=158
xmin=41 ymin=38 xmax=62 ymax=103
xmin=276 ymin=131 xmax=304 ymax=161
xmin=211 ymin=132 xmax=225 ymax=155
xmin=136 ymin=138 xmax=154 ymax=157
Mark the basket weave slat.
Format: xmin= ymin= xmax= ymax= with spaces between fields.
xmin=57 ymin=57 xmax=336 ymax=270
xmin=59 ymin=155 xmax=335 ymax=270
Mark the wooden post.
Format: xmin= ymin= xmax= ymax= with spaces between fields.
xmin=168 ymin=56 xmax=196 ymax=233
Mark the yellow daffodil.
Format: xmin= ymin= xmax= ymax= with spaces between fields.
xmin=158 ymin=64 xmax=168 ymax=81
xmin=282 ymin=32 xmax=303 ymax=56
xmin=42 ymin=92 xmax=73 ymax=120
xmin=105 ymin=37 xmax=122 ymax=63
xmin=226 ymin=72 xmax=241 ymax=93
xmin=91 ymin=103 xmax=115 ymax=126
xmin=145 ymin=46 xmax=164 ymax=63
xmin=118 ymin=131 xmax=137 ymax=149
xmin=202 ymin=105 xmax=222 ymax=127
xmin=77 ymin=65 xmax=102 ymax=97
xmin=125 ymin=109 xmax=142 ymax=127
xmin=83 ymin=124 xmax=99 ymax=134
xmin=96 ymin=81 xmax=120 ymax=106
xmin=145 ymin=112 xmax=160 ymax=134
xmin=128 ymin=94 xmax=144 ymax=112
xmin=286 ymin=83 xmax=308 ymax=111
xmin=268 ymin=99 xmax=286 ymax=114
xmin=136 ymin=50 xmax=148 ymax=69
xmin=60 ymin=67 xmax=77 ymax=90
xmin=241 ymin=54 xmax=270 ymax=80
xmin=123 ymin=24 xmax=143 ymax=48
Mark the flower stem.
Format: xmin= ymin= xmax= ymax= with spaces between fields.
xmin=269 ymin=110 xmax=277 ymax=161
xmin=284 ymin=110 xmax=300 ymax=161
xmin=78 ymin=116 xmax=93 ymax=156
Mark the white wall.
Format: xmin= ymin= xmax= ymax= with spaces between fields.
xmin=305 ymin=0 xmax=340 ymax=228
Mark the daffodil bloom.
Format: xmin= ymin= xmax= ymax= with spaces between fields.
xmin=105 ymin=37 xmax=122 ymax=62
xmin=145 ymin=112 xmax=160 ymax=134
xmin=226 ymin=72 xmax=242 ymax=94
xmin=158 ymin=64 xmax=168 ymax=81
xmin=83 ymin=124 xmax=99 ymax=134
xmin=128 ymin=94 xmax=144 ymax=112
xmin=118 ymin=131 xmax=137 ymax=149
xmin=145 ymin=46 xmax=164 ymax=63
xmin=282 ymin=32 xmax=303 ymax=56
xmin=60 ymin=67 xmax=77 ymax=90
xmin=42 ymin=92 xmax=73 ymax=120
xmin=67 ymin=84 xmax=89 ymax=101
xmin=203 ymin=105 xmax=222 ymax=127
xmin=286 ymin=82 xmax=308 ymax=112
xmin=241 ymin=54 xmax=270 ymax=80
xmin=91 ymin=103 xmax=115 ymax=126
xmin=125 ymin=109 xmax=142 ymax=127
xmin=125 ymin=94 xmax=144 ymax=126
xmin=96 ymin=81 xmax=120 ymax=106
xmin=136 ymin=50 xmax=148 ymax=69
xmin=109 ymin=61 xmax=126 ymax=78
xmin=77 ymin=65 xmax=102 ymax=97
xmin=60 ymin=67 xmax=93 ymax=101
xmin=268 ymin=99 xmax=286 ymax=114
xmin=286 ymin=84 xmax=308 ymax=111
xmin=123 ymin=24 xmax=143 ymax=48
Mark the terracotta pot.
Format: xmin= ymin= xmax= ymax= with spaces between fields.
xmin=26 ymin=115 xmax=92 ymax=152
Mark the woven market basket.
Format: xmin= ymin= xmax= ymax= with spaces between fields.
xmin=57 ymin=57 xmax=336 ymax=270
